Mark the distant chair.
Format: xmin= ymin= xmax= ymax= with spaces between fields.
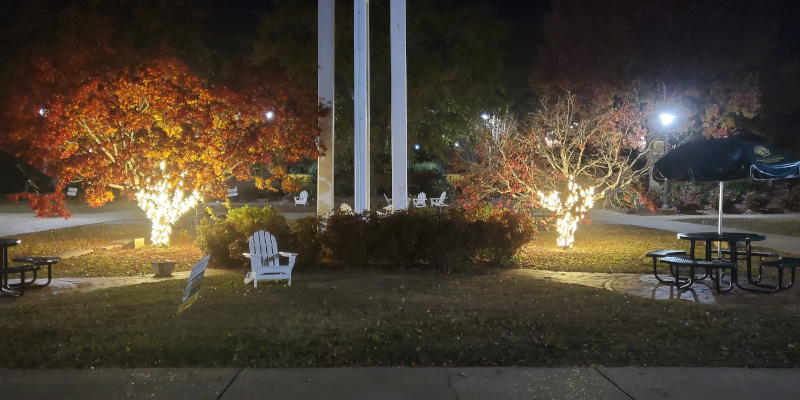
xmin=243 ymin=230 xmax=296 ymax=287
xmin=340 ymin=203 xmax=353 ymax=214
xmin=413 ymin=192 xmax=427 ymax=208
xmin=294 ymin=190 xmax=309 ymax=206
xmin=430 ymin=191 xmax=448 ymax=208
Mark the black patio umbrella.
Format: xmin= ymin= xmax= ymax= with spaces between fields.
xmin=653 ymin=137 xmax=800 ymax=233
xmin=0 ymin=150 xmax=57 ymax=195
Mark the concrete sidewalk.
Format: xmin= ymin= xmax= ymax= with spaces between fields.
xmin=0 ymin=209 xmax=148 ymax=237
xmin=1 ymin=367 xmax=798 ymax=399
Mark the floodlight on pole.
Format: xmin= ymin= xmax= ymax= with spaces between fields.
xmin=659 ymin=112 xmax=676 ymax=126
xmin=658 ymin=112 xmax=677 ymax=209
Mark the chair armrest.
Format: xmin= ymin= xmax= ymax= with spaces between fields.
xmin=279 ymin=252 xmax=298 ymax=257
xmin=243 ymin=253 xmax=255 ymax=258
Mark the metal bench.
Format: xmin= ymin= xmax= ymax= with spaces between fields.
xmin=713 ymin=249 xmax=779 ymax=285
xmin=2 ymin=264 xmax=43 ymax=296
xmin=13 ymin=256 xmax=58 ymax=286
xmin=659 ymin=256 xmax=738 ymax=294
xmin=645 ymin=250 xmax=690 ymax=284
xmin=757 ymin=257 xmax=800 ymax=293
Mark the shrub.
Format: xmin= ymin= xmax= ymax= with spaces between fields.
xmin=371 ymin=210 xmax=436 ymax=268
xmin=744 ymin=191 xmax=770 ymax=211
xmin=643 ymin=189 xmax=664 ymax=211
xmin=709 ymin=186 xmax=743 ymax=214
xmin=289 ymin=216 xmax=324 ymax=269
xmin=321 ymin=207 xmax=536 ymax=272
xmin=776 ymin=186 xmax=800 ymax=211
xmin=485 ymin=210 xmax=537 ymax=264
xmin=196 ymin=206 xmax=291 ymax=268
xmin=671 ymin=182 xmax=703 ymax=214
xmin=320 ymin=211 xmax=375 ymax=268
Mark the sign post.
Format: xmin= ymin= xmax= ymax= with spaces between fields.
xmin=177 ymin=255 xmax=210 ymax=315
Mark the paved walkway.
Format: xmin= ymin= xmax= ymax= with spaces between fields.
xmin=1 ymin=366 xmax=798 ymax=399
xmin=589 ymin=209 xmax=800 ymax=255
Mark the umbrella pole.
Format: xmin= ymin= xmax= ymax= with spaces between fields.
xmin=718 ymin=181 xmax=723 ymax=235
xmin=717 ymin=181 xmax=723 ymax=259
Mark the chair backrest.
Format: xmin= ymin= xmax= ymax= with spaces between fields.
xmin=300 ymin=191 xmax=308 ymax=200
xmin=340 ymin=203 xmax=353 ymax=213
xmin=418 ymin=192 xmax=427 ymax=201
xmin=383 ymin=193 xmax=391 ymax=202
xmin=438 ymin=192 xmax=446 ymax=201
xmin=249 ymin=230 xmax=279 ymax=267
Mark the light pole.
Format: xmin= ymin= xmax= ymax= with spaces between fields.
xmin=659 ymin=112 xmax=676 ymax=209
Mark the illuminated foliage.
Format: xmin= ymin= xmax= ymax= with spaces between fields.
xmin=3 ymin=56 xmax=320 ymax=245
xmin=463 ymin=88 xmax=653 ymax=248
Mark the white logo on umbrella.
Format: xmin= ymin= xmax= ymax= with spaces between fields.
xmin=754 ymin=146 xmax=770 ymax=157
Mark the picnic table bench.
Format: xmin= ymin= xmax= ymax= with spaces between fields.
xmin=659 ymin=256 xmax=738 ymax=294
xmin=645 ymin=249 xmax=690 ymax=284
xmin=3 ymin=257 xmax=58 ymax=296
xmin=757 ymin=257 xmax=800 ymax=293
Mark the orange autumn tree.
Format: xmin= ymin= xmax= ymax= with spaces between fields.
xmin=8 ymin=56 xmax=320 ymax=245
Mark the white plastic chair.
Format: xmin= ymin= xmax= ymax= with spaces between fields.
xmin=430 ymin=192 xmax=448 ymax=207
xmin=413 ymin=192 xmax=427 ymax=208
xmin=243 ymin=230 xmax=296 ymax=287
xmin=294 ymin=190 xmax=309 ymax=206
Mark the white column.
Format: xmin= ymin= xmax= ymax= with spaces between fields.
xmin=354 ymin=0 xmax=371 ymax=213
xmin=317 ymin=0 xmax=335 ymax=217
xmin=390 ymin=0 xmax=408 ymax=211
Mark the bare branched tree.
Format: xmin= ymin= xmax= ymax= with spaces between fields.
xmin=463 ymin=87 xmax=656 ymax=248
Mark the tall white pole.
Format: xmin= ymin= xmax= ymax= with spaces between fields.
xmin=354 ymin=0 xmax=371 ymax=212
xmin=390 ymin=0 xmax=408 ymax=211
xmin=317 ymin=0 xmax=335 ymax=217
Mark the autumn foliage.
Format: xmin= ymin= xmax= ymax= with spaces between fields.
xmin=461 ymin=88 xmax=653 ymax=248
xmin=1 ymin=55 xmax=320 ymax=244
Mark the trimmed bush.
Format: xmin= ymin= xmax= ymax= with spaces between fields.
xmin=776 ymin=186 xmax=800 ymax=211
xmin=671 ymin=182 xmax=703 ymax=214
xmin=289 ymin=216 xmax=324 ymax=269
xmin=196 ymin=206 xmax=291 ymax=268
xmin=744 ymin=191 xmax=770 ymax=212
xmin=321 ymin=207 xmax=536 ymax=272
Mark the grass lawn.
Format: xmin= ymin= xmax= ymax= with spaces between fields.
xmin=1 ymin=220 xmax=799 ymax=368
xmin=1 ymin=272 xmax=798 ymax=369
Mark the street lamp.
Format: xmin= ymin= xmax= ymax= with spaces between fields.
xmin=659 ymin=112 xmax=676 ymax=209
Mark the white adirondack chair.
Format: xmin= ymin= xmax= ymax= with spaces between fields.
xmin=294 ymin=190 xmax=309 ymax=206
xmin=243 ymin=230 xmax=296 ymax=287
xmin=430 ymin=191 xmax=448 ymax=207
xmin=413 ymin=192 xmax=427 ymax=208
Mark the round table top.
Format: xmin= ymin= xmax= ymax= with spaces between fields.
xmin=677 ymin=232 xmax=766 ymax=242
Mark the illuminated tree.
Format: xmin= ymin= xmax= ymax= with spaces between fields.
xmin=463 ymin=88 xmax=653 ymax=248
xmin=3 ymin=56 xmax=320 ymax=245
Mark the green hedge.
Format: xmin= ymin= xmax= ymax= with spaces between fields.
xmin=321 ymin=208 xmax=536 ymax=272
xmin=196 ymin=205 xmax=536 ymax=272
xmin=196 ymin=206 xmax=292 ymax=268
